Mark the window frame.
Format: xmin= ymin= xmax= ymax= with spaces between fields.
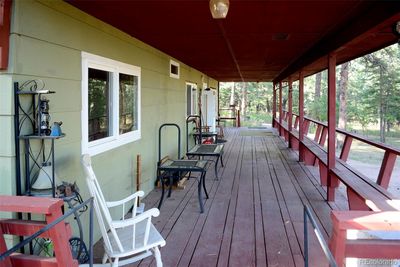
xmin=81 ymin=52 xmax=141 ymax=156
xmin=186 ymin=82 xmax=198 ymax=117
xmin=169 ymin=59 xmax=180 ymax=79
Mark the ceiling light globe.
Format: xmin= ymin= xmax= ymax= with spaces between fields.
xmin=209 ymin=0 xmax=229 ymax=19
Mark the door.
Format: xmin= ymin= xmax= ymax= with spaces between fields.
xmin=186 ymin=83 xmax=197 ymax=116
xmin=201 ymin=88 xmax=217 ymax=132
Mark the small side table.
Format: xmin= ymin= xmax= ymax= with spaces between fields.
xmin=157 ymin=159 xmax=208 ymax=213
xmin=186 ymin=144 xmax=224 ymax=179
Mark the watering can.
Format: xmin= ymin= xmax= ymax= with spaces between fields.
xmin=50 ymin=121 xmax=63 ymax=136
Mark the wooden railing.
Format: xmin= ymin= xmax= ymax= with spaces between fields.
xmin=218 ymin=107 xmax=241 ymax=127
xmin=279 ymin=110 xmax=400 ymax=189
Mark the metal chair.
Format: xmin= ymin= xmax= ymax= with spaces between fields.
xmin=81 ymin=154 xmax=165 ymax=267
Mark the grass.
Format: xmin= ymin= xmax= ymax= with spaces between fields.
xmin=345 ymin=141 xmax=385 ymax=165
xmin=241 ymin=113 xmax=272 ymax=127
xmin=307 ymin=122 xmax=400 ymax=166
xmin=347 ymin=122 xmax=400 ymax=147
xmin=345 ymin=123 xmax=400 ymax=166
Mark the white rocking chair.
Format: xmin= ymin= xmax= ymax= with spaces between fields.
xmin=81 ymin=154 xmax=166 ymax=267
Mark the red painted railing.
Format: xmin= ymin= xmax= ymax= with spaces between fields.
xmin=279 ymin=110 xmax=400 ymax=189
xmin=0 ymin=0 xmax=11 ymax=70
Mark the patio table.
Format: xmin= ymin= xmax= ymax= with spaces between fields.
xmin=186 ymin=144 xmax=224 ymax=180
xmin=157 ymin=159 xmax=208 ymax=213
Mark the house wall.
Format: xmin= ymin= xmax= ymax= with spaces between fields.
xmin=0 ymin=0 xmax=217 ymax=242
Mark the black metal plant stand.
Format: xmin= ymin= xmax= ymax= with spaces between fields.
xmin=14 ymin=81 xmax=65 ymax=197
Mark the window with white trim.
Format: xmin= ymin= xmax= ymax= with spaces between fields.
xmin=81 ymin=52 xmax=141 ymax=155
xmin=186 ymin=82 xmax=198 ymax=116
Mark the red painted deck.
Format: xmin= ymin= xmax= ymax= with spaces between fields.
xmin=94 ymin=127 xmax=346 ymax=266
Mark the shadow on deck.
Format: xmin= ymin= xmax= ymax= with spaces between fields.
xmin=95 ymin=127 xmax=344 ymax=267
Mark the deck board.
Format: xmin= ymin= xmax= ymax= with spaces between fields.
xmin=94 ymin=127 xmax=338 ymax=267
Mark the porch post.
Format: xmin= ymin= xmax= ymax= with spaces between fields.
xmin=217 ymin=81 xmax=220 ymax=123
xmin=327 ymin=53 xmax=337 ymax=201
xmin=299 ymin=71 xmax=305 ymax=162
xmin=272 ymin=82 xmax=276 ymax=127
xmin=279 ymin=81 xmax=283 ymax=125
xmin=0 ymin=0 xmax=12 ymax=70
xmin=288 ymin=78 xmax=293 ymax=148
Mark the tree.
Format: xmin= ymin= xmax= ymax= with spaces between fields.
xmin=337 ymin=62 xmax=349 ymax=147
xmin=362 ymin=46 xmax=400 ymax=142
xmin=315 ymin=72 xmax=321 ymax=99
xmin=230 ymin=83 xmax=235 ymax=107
xmin=314 ymin=72 xmax=322 ymax=120
xmin=230 ymin=82 xmax=236 ymax=118
xmin=219 ymin=81 xmax=273 ymax=126
xmin=241 ymin=82 xmax=248 ymax=118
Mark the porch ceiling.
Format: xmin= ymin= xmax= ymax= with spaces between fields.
xmin=66 ymin=0 xmax=400 ymax=82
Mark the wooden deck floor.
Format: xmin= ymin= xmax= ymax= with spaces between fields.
xmin=97 ymin=127 xmax=341 ymax=266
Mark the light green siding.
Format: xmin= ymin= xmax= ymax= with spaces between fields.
xmin=0 ymin=71 xmax=15 ymax=197
xmin=1 ymin=0 xmax=218 ymax=242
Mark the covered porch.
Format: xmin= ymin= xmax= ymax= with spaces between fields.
xmin=1 ymin=0 xmax=400 ymax=266
xmin=93 ymin=127 xmax=337 ymax=266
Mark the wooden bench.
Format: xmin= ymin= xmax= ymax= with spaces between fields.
xmin=300 ymin=135 xmax=399 ymax=212
xmin=276 ymin=115 xmax=400 ymax=266
xmin=277 ymin=119 xmax=398 ymax=211
xmin=276 ymin=119 xmax=400 ymax=266
xmin=329 ymin=210 xmax=400 ymax=266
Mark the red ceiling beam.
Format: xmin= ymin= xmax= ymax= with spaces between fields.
xmin=0 ymin=0 xmax=11 ymax=70
xmin=274 ymin=1 xmax=400 ymax=83
xmin=217 ymin=21 xmax=244 ymax=82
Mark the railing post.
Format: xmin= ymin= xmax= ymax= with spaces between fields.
xmin=319 ymin=126 xmax=328 ymax=147
xmin=279 ymin=81 xmax=283 ymax=136
xmin=288 ymin=78 xmax=293 ymax=148
xmin=0 ymin=225 xmax=12 ymax=265
xmin=303 ymin=119 xmax=310 ymax=136
xmin=339 ymin=135 xmax=353 ymax=162
xmin=294 ymin=116 xmax=299 ymax=129
xmin=377 ymin=151 xmax=397 ymax=189
xmin=237 ymin=109 xmax=241 ymax=127
xmin=299 ymin=71 xmax=305 ymax=162
xmin=273 ymin=82 xmax=276 ymax=127
xmin=327 ymin=53 xmax=337 ymax=202
xmin=314 ymin=124 xmax=323 ymax=142
xmin=279 ymin=81 xmax=283 ymax=125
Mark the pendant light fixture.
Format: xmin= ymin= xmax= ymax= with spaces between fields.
xmin=209 ymin=0 xmax=230 ymax=19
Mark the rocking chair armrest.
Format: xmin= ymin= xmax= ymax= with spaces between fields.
xmin=106 ymin=191 xmax=145 ymax=208
xmin=110 ymin=208 xmax=160 ymax=228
